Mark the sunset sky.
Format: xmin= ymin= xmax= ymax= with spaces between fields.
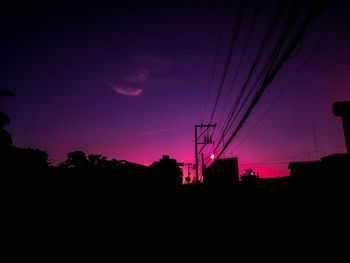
xmin=1 ymin=0 xmax=349 ymax=178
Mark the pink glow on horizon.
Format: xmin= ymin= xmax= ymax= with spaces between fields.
xmin=239 ymin=165 xmax=290 ymax=178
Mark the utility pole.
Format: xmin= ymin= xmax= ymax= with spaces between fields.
xmin=222 ymin=128 xmax=225 ymax=159
xmin=201 ymin=153 xmax=205 ymax=182
xmin=194 ymin=123 xmax=216 ymax=183
xmin=184 ymin=163 xmax=192 ymax=184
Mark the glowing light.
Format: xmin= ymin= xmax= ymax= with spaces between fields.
xmin=210 ymin=154 xmax=215 ymax=159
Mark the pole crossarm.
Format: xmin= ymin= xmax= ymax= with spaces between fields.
xmin=194 ymin=123 xmax=216 ymax=183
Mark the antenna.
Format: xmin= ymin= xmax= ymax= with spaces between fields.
xmin=312 ymin=120 xmax=319 ymax=160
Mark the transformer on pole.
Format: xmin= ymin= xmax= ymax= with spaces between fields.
xmin=194 ymin=123 xmax=216 ymax=183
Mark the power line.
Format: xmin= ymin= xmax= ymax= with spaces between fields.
xmin=238 ymin=144 xmax=345 ymax=166
xmin=240 ymin=162 xmax=290 ymax=166
xmin=209 ymin=6 xmax=260 ymax=152
xmin=232 ymin=0 xmax=348 ymax=152
xmin=210 ymin=1 xmax=292 ymax=158
xmin=218 ymin=1 xmax=288 ymax=140
xmin=205 ymin=2 xmax=285 ymax=159
xmin=215 ymin=0 xmax=329 ymax=161
xmin=201 ymin=0 xmax=230 ymax=123
xmin=209 ymin=0 xmax=247 ymax=123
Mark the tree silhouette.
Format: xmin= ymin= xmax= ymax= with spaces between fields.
xmin=87 ymin=154 xmax=113 ymax=168
xmin=20 ymin=148 xmax=49 ymax=168
xmin=60 ymin=151 xmax=89 ymax=168
xmin=0 ymin=129 xmax=12 ymax=146
xmin=240 ymin=168 xmax=259 ymax=184
xmin=0 ymin=91 xmax=14 ymax=97
xmin=0 ymin=90 xmax=14 ymax=146
xmin=88 ymin=154 xmax=103 ymax=168
xmin=60 ymin=151 xmax=119 ymax=168
xmin=0 ymin=112 xmax=10 ymax=127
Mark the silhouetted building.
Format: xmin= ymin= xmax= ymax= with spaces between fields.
xmin=256 ymin=177 xmax=291 ymax=184
xmin=321 ymin=154 xmax=350 ymax=177
xmin=115 ymin=160 xmax=150 ymax=184
xmin=149 ymin=155 xmax=183 ymax=186
xmin=203 ymin=158 xmax=239 ymax=185
xmin=288 ymin=155 xmax=350 ymax=181
xmin=288 ymin=161 xmax=324 ymax=181
xmin=333 ymin=101 xmax=350 ymax=154
xmin=288 ymin=101 xmax=350 ymax=180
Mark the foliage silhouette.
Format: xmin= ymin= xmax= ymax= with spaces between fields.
xmin=0 ymin=129 xmax=12 ymax=146
xmin=0 ymin=90 xmax=14 ymax=97
xmin=0 ymin=90 xmax=14 ymax=146
xmin=60 ymin=151 xmax=119 ymax=169
xmin=60 ymin=151 xmax=89 ymax=168
xmin=0 ymin=146 xmax=49 ymax=169
xmin=0 ymin=112 xmax=10 ymax=127
xmin=240 ymin=168 xmax=259 ymax=184
xmin=0 ymin=90 xmax=50 ymax=169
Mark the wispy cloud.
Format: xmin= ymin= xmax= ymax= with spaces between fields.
xmin=143 ymin=128 xmax=170 ymax=135
xmin=107 ymin=82 xmax=143 ymax=96
xmin=143 ymin=54 xmax=172 ymax=71
xmin=125 ymin=70 xmax=150 ymax=83
xmin=106 ymin=55 xmax=171 ymax=97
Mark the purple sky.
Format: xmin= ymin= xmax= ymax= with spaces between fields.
xmin=2 ymin=0 xmax=350 ymax=178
